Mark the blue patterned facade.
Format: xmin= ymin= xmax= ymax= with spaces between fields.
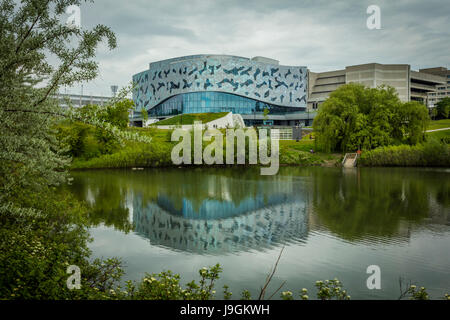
xmin=132 ymin=55 xmax=308 ymax=117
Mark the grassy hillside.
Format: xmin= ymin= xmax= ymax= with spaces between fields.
xmin=70 ymin=126 xmax=338 ymax=169
xmin=62 ymin=121 xmax=449 ymax=170
xmin=427 ymin=119 xmax=450 ymax=130
xmin=426 ymin=128 xmax=450 ymax=143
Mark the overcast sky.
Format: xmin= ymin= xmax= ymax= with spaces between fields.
xmin=64 ymin=0 xmax=449 ymax=96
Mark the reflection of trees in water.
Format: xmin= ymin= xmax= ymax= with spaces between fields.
xmin=68 ymin=167 xmax=310 ymax=253
xmin=310 ymin=168 xmax=450 ymax=241
xmin=66 ymin=173 xmax=134 ymax=233
xmin=436 ymin=183 xmax=450 ymax=208
xmin=67 ymin=167 xmax=450 ymax=248
xmin=130 ymin=167 xmax=299 ymax=215
xmin=69 ymin=167 xmax=304 ymax=224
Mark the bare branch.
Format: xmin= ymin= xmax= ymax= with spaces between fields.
xmin=267 ymin=280 xmax=287 ymax=300
xmin=258 ymin=246 xmax=285 ymax=300
xmin=398 ymin=277 xmax=413 ymax=300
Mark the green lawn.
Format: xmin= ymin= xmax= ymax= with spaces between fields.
xmin=279 ymin=139 xmax=341 ymax=166
xmin=280 ymin=139 xmax=315 ymax=152
xmin=71 ymin=126 xmax=342 ymax=169
xmin=127 ymin=126 xmax=172 ymax=142
xmin=427 ymin=119 xmax=450 ymax=130
xmin=426 ymin=128 xmax=450 ymax=141
xmin=426 ymin=119 xmax=450 ymax=143
xmin=152 ymin=112 xmax=229 ymax=126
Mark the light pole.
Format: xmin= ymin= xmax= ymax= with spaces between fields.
xmin=79 ymin=84 xmax=83 ymax=107
xmin=307 ymin=108 xmax=309 ymax=126
xmin=180 ymin=98 xmax=183 ymax=125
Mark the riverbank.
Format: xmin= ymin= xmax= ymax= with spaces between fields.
xmin=359 ymin=140 xmax=450 ymax=167
xmin=358 ymin=128 xmax=450 ymax=167
xmin=70 ymin=127 xmax=342 ymax=169
xmin=67 ymin=125 xmax=449 ymax=170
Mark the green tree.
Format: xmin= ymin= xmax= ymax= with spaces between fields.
xmin=435 ymin=97 xmax=450 ymax=119
xmin=263 ymin=107 xmax=269 ymax=122
xmin=76 ymin=100 xmax=135 ymax=156
xmin=141 ymin=107 xmax=149 ymax=125
xmin=76 ymin=99 xmax=134 ymax=129
xmin=394 ymin=101 xmax=429 ymax=145
xmin=430 ymin=106 xmax=438 ymax=120
xmin=105 ymin=99 xmax=134 ymax=129
xmin=0 ymin=0 xmax=116 ymax=214
xmin=313 ymin=83 xmax=429 ymax=152
xmin=0 ymin=0 xmax=140 ymax=300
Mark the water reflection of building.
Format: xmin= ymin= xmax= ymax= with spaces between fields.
xmin=132 ymin=193 xmax=309 ymax=254
xmin=72 ymin=167 xmax=450 ymax=251
xmin=156 ymin=192 xmax=296 ymax=220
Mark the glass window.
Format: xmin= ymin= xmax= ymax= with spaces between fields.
xmin=149 ymin=91 xmax=305 ymax=116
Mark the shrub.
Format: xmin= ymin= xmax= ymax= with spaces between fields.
xmin=56 ymin=121 xmax=120 ymax=160
xmin=315 ymin=279 xmax=350 ymax=300
xmin=0 ymin=192 xmax=125 ymax=300
xmin=359 ymin=139 xmax=450 ymax=167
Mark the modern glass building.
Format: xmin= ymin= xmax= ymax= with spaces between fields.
xmin=132 ymin=55 xmax=311 ymax=126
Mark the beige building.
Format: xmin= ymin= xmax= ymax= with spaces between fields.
xmin=56 ymin=93 xmax=111 ymax=108
xmin=419 ymin=67 xmax=450 ymax=108
xmin=307 ymin=63 xmax=447 ymax=110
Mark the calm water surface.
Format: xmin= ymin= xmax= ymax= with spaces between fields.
xmin=67 ymin=167 xmax=450 ymax=299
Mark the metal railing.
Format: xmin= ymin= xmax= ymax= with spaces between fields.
xmin=257 ymin=127 xmax=293 ymax=140
xmin=342 ymin=153 xmax=359 ymax=167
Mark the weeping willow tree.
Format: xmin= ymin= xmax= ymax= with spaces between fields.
xmin=313 ymin=83 xmax=429 ymax=152
xmin=0 ymin=0 xmax=150 ymax=217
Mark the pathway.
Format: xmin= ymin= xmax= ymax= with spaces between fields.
xmin=425 ymin=127 xmax=450 ymax=132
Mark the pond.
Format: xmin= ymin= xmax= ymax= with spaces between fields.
xmin=67 ymin=166 xmax=450 ymax=299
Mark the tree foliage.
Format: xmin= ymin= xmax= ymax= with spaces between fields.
xmin=54 ymin=100 xmax=135 ymax=159
xmin=263 ymin=107 xmax=269 ymax=121
xmin=359 ymin=138 xmax=450 ymax=167
xmin=0 ymin=0 xmax=140 ymax=300
xmin=78 ymin=99 xmax=134 ymax=129
xmin=141 ymin=107 xmax=148 ymax=124
xmin=313 ymin=83 xmax=429 ymax=152
xmin=435 ymin=97 xmax=450 ymax=119
xmin=0 ymin=0 xmax=117 ymax=214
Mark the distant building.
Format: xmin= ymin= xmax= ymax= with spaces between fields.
xmin=419 ymin=67 xmax=450 ymax=108
xmin=56 ymin=93 xmax=111 ymax=108
xmin=308 ymin=63 xmax=447 ymax=110
xmin=132 ymin=57 xmax=449 ymax=128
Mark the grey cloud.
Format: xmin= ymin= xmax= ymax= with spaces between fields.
xmin=62 ymin=0 xmax=449 ymax=96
